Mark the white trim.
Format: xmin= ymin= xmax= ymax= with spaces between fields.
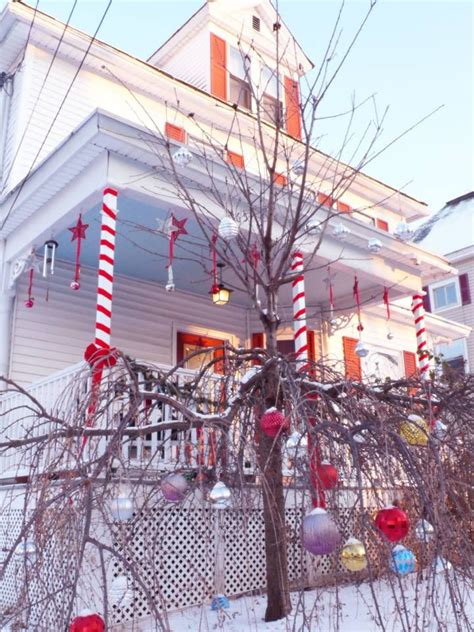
xmin=429 ymin=277 xmax=461 ymax=313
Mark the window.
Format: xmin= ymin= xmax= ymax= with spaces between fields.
xmin=260 ymin=66 xmax=283 ymax=126
xmin=430 ymin=280 xmax=460 ymax=311
xmin=435 ymin=338 xmax=468 ymax=374
xmin=177 ymin=332 xmax=225 ymax=373
xmin=229 ymin=47 xmax=251 ymax=110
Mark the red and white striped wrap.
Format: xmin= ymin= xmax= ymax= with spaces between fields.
xmin=291 ymin=251 xmax=309 ymax=370
xmin=411 ymin=293 xmax=430 ymax=378
xmin=95 ymin=187 xmax=117 ymax=349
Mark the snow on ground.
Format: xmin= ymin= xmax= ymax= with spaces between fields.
xmin=167 ymin=573 xmax=473 ymax=632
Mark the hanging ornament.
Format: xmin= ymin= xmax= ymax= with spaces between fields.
xmin=306 ymin=218 xmax=322 ymax=235
xmin=218 ymin=216 xmax=239 ymax=240
xmin=209 ymin=481 xmax=231 ymax=509
xmin=415 ymin=518 xmax=435 ymax=542
xmin=323 ymin=267 xmax=337 ymax=324
xmin=316 ymin=461 xmax=338 ymax=490
xmin=394 ymin=221 xmax=413 ymax=242
xmin=24 ymin=267 xmax=35 ymax=308
xmin=390 ymin=545 xmax=416 ymax=576
xmin=160 ymin=473 xmax=188 ymax=503
xmin=260 ymin=407 xmax=289 ymax=437
xmin=42 ymin=240 xmax=58 ymax=302
xmin=340 ymin=538 xmax=368 ymax=571
xmin=432 ymin=556 xmax=452 ymax=573
xmin=164 ymin=215 xmax=188 ymax=291
xmin=211 ymin=594 xmax=230 ymax=610
xmin=381 ymin=286 xmax=394 ymax=340
xmin=70 ymin=613 xmax=105 ymax=632
xmin=210 ymin=233 xmax=219 ymax=296
xmin=109 ymin=491 xmax=134 ymax=522
xmin=109 ymin=575 xmax=133 ymax=608
xmin=302 ymin=508 xmax=340 ymax=556
xmin=375 ymin=506 xmax=410 ymax=542
xmin=355 ymin=340 xmax=369 ymax=358
xmin=332 ymin=223 xmax=351 ymax=241
xmin=14 ymin=540 xmax=37 ymax=559
xmin=353 ymin=275 xmax=364 ymax=334
xmin=400 ymin=414 xmax=430 ymax=446
xmin=367 ymin=238 xmax=382 ymax=254
xmin=172 ymin=146 xmax=193 ymax=167
xmin=353 ymin=432 xmax=366 ymax=444
xmin=68 ymin=214 xmax=89 ymax=291
xmin=291 ymin=159 xmax=305 ymax=176
xmin=433 ymin=419 xmax=447 ymax=439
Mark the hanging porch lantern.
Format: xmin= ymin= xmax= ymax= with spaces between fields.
xmin=302 ymin=508 xmax=340 ymax=556
xmin=161 ymin=473 xmax=188 ymax=503
xmin=374 ymin=506 xmax=410 ymax=542
xmin=210 ymin=263 xmax=233 ymax=305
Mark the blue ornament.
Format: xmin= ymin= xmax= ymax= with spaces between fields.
xmin=390 ymin=545 xmax=416 ymax=576
xmin=211 ymin=594 xmax=230 ymax=610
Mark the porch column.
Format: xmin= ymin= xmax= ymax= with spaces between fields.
xmin=411 ymin=292 xmax=431 ymax=379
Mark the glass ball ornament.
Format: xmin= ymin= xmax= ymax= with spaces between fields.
xmin=70 ymin=281 xmax=80 ymax=291
xmin=24 ymin=298 xmax=34 ymax=308
xmin=260 ymin=408 xmax=289 ymax=437
xmin=332 ymin=223 xmax=351 ymax=241
xmin=390 ymin=545 xmax=416 ymax=576
xmin=109 ymin=491 xmax=134 ymax=522
xmin=375 ymin=506 xmax=410 ymax=542
xmin=302 ymin=508 xmax=341 ymax=556
xmin=160 ymin=472 xmax=188 ymax=503
xmin=355 ymin=340 xmax=369 ymax=357
xmin=367 ymin=238 xmax=382 ymax=253
xmin=15 ymin=540 xmax=37 ymax=559
xmin=434 ymin=419 xmax=447 ymax=439
xmin=387 ymin=332 xmax=394 ymax=340
xmin=172 ymin=147 xmax=193 ymax=167
xmin=400 ymin=414 xmax=429 ymax=446
xmin=69 ymin=613 xmax=105 ymax=632
xmin=340 ymin=538 xmax=368 ymax=571
xmin=316 ymin=461 xmax=338 ymax=490
xmin=291 ymin=159 xmax=305 ymax=176
xmin=209 ymin=481 xmax=231 ymax=509
xmin=394 ymin=221 xmax=413 ymax=242
xmin=218 ymin=216 xmax=239 ymax=240
xmin=109 ymin=575 xmax=133 ymax=608
xmin=306 ymin=218 xmax=322 ymax=235
xmin=211 ymin=593 xmax=230 ymax=610
xmin=415 ymin=518 xmax=435 ymax=542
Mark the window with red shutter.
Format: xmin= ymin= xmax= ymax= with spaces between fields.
xmin=226 ymin=150 xmax=244 ymax=169
xmin=273 ymin=172 xmax=287 ymax=186
xmin=165 ymin=123 xmax=186 ymax=143
xmin=403 ymin=351 xmax=417 ymax=377
xmin=376 ymin=218 xmax=389 ymax=232
xmin=284 ymin=75 xmax=302 ymax=139
xmin=317 ymin=193 xmax=334 ymax=208
xmin=252 ymin=332 xmax=265 ymax=365
xmin=421 ymin=286 xmax=431 ymax=312
xmin=337 ymin=201 xmax=351 ymax=213
xmin=210 ymin=33 xmax=227 ymax=100
xmin=307 ymin=330 xmax=317 ymax=363
xmin=459 ymin=273 xmax=471 ymax=305
xmin=342 ymin=336 xmax=361 ymax=380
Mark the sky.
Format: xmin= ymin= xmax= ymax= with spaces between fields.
xmin=2 ymin=0 xmax=472 ymax=213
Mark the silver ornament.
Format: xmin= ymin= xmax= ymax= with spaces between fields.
xmin=291 ymin=160 xmax=305 ymax=176
xmin=432 ymin=556 xmax=452 ymax=573
xmin=110 ymin=492 xmax=134 ymax=522
xmin=165 ymin=283 xmax=175 ymax=292
xmin=15 ymin=541 xmax=36 ymax=559
xmin=387 ymin=332 xmax=394 ymax=340
xmin=161 ymin=472 xmax=188 ymax=503
xmin=332 ymin=223 xmax=351 ymax=241
xmin=218 ymin=216 xmax=239 ymax=240
xmin=353 ymin=432 xmax=366 ymax=444
xmin=209 ymin=481 xmax=231 ymax=509
xmin=306 ymin=218 xmax=322 ymax=235
xmin=355 ymin=340 xmax=369 ymax=357
xmin=394 ymin=221 xmax=413 ymax=242
xmin=367 ymin=238 xmax=382 ymax=253
xmin=434 ymin=419 xmax=447 ymax=439
xmin=172 ymin=147 xmax=193 ymax=167
xmin=415 ymin=518 xmax=435 ymax=542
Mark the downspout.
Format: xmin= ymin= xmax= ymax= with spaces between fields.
xmin=0 ymin=239 xmax=14 ymax=380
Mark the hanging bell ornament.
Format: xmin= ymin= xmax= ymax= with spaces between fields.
xmin=160 ymin=473 xmax=188 ymax=503
xmin=400 ymin=414 xmax=429 ymax=446
xmin=306 ymin=218 xmax=322 ymax=235
xmin=390 ymin=545 xmax=416 ymax=576
xmin=109 ymin=491 xmax=134 ymax=522
xmin=209 ymin=481 xmax=231 ymax=509
xmin=332 ymin=223 xmax=351 ymax=241
xmin=367 ymin=238 xmax=383 ymax=253
xmin=259 ymin=408 xmax=290 ymax=437
xmin=415 ymin=518 xmax=435 ymax=542
xmin=109 ymin=575 xmax=133 ymax=608
xmin=218 ymin=216 xmax=239 ymax=240
xmin=394 ymin=221 xmax=413 ymax=242
xmin=302 ymin=508 xmax=340 ymax=556
xmin=375 ymin=506 xmax=410 ymax=542
xmin=355 ymin=340 xmax=369 ymax=357
xmin=291 ymin=159 xmax=305 ymax=176
xmin=172 ymin=147 xmax=193 ymax=167
xmin=340 ymin=538 xmax=368 ymax=571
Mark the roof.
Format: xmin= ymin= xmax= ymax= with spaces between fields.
xmin=414 ymin=192 xmax=474 ymax=257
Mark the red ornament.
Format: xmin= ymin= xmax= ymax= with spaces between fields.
xmin=316 ymin=462 xmax=338 ymax=490
xmin=68 ymin=214 xmax=89 ymax=290
xmin=260 ymin=408 xmax=289 ymax=437
xmin=375 ymin=506 xmax=410 ymax=542
xmin=70 ymin=613 xmax=105 ymax=632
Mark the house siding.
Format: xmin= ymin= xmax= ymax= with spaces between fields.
xmin=10 ymin=262 xmax=249 ymax=385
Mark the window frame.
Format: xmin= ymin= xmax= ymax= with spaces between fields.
xmin=228 ymin=46 xmax=252 ymax=111
xmin=429 ymin=278 xmax=461 ymax=313
xmin=434 ymin=337 xmax=469 ymax=374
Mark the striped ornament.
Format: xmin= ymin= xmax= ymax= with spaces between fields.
xmin=95 ymin=187 xmax=117 ymax=350
xmin=411 ymin=293 xmax=430 ymax=378
xmin=291 ymin=251 xmax=308 ymax=370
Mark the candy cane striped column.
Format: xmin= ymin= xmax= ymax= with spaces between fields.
xmin=95 ymin=187 xmax=117 ymax=349
xmin=291 ymin=251 xmax=309 ymax=370
xmin=411 ymin=293 xmax=430 ymax=379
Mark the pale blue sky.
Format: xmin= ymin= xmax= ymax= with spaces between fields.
xmin=3 ymin=0 xmax=473 ymax=212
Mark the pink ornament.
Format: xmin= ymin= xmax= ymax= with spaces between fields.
xmin=70 ymin=281 xmax=81 ymax=291
xmin=303 ymin=508 xmax=340 ymax=555
xmin=24 ymin=298 xmax=34 ymax=308
xmin=161 ymin=473 xmax=188 ymax=503
xmin=260 ymin=408 xmax=289 ymax=437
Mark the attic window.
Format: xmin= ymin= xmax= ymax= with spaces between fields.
xmin=252 ymin=15 xmax=261 ymax=32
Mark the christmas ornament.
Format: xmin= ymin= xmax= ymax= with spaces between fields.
xmin=172 ymin=146 xmax=193 ymax=167
xmin=109 ymin=575 xmax=133 ymax=607
xmin=324 ymin=267 xmax=336 ymax=323
xmin=353 ymin=275 xmax=364 ymax=333
xmin=400 ymin=414 xmax=429 ymax=446
xmin=218 ymin=216 xmax=239 ymax=240
xmin=70 ymin=613 xmax=105 ymax=632
xmin=15 ymin=540 xmax=36 ymax=559
xmin=160 ymin=473 xmax=188 ymax=503
xmin=24 ymin=266 xmax=35 ymax=308
xmin=291 ymin=159 xmax=305 ymax=176
xmin=368 ymin=238 xmax=382 ymax=253
xmin=390 ymin=545 xmax=416 ymax=576
xmin=411 ymin=294 xmax=430 ymax=379
xmin=340 ymin=538 xmax=368 ymax=571
xmin=332 ymin=223 xmax=351 ymax=240
xmin=68 ymin=214 xmax=89 ymax=291
xmin=291 ymin=250 xmax=309 ymax=371
xmin=211 ymin=594 xmax=230 ymax=610
xmin=260 ymin=408 xmax=289 ymax=437
xmin=382 ymin=286 xmax=394 ymax=340
xmin=209 ymin=481 xmax=231 ymax=509
xmin=109 ymin=491 xmax=134 ymax=522
xmin=432 ymin=556 xmax=452 ymax=573
xmin=394 ymin=221 xmax=413 ymax=242
xmin=353 ymin=432 xmax=366 ymax=444
xmin=355 ymin=340 xmax=369 ymax=358
xmin=375 ymin=506 xmax=410 ymax=542
xmin=415 ymin=518 xmax=434 ymax=542
xmin=434 ymin=419 xmax=447 ymax=439
xmin=306 ymin=218 xmax=322 ymax=235
xmin=316 ymin=461 xmax=338 ymax=490
xmin=302 ymin=508 xmax=340 ymax=556
xmin=164 ymin=215 xmax=188 ymax=291
xmin=42 ymin=240 xmax=58 ymax=278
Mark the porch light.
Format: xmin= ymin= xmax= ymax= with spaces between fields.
xmin=210 ymin=263 xmax=233 ymax=305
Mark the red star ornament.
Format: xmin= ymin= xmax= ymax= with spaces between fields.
xmin=170 ymin=216 xmax=188 ymax=239
xmin=68 ymin=216 xmax=89 ymax=242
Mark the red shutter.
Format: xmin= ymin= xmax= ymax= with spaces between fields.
xmin=307 ymin=330 xmax=317 ymax=363
xmin=252 ymin=332 xmax=265 ymax=365
xmin=403 ymin=351 xmax=417 ymax=377
xmin=422 ymin=286 xmax=431 ymax=312
xmin=342 ymin=336 xmax=361 ymax=381
xmin=227 ymin=150 xmax=244 ymax=169
xmin=376 ymin=218 xmax=389 ymax=232
xmin=317 ymin=193 xmax=334 ymax=208
xmin=284 ymin=75 xmax=302 ymax=140
xmin=337 ymin=201 xmax=351 ymax=213
xmin=459 ymin=273 xmax=471 ymax=305
xmin=210 ymin=33 xmax=227 ymax=100
xmin=165 ymin=123 xmax=186 ymax=143
xmin=273 ymin=172 xmax=287 ymax=186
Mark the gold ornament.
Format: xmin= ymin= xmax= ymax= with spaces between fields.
xmin=400 ymin=414 xmax=429 ymax=446
xmin=340 ymin=538 xmax=368 ymax=572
